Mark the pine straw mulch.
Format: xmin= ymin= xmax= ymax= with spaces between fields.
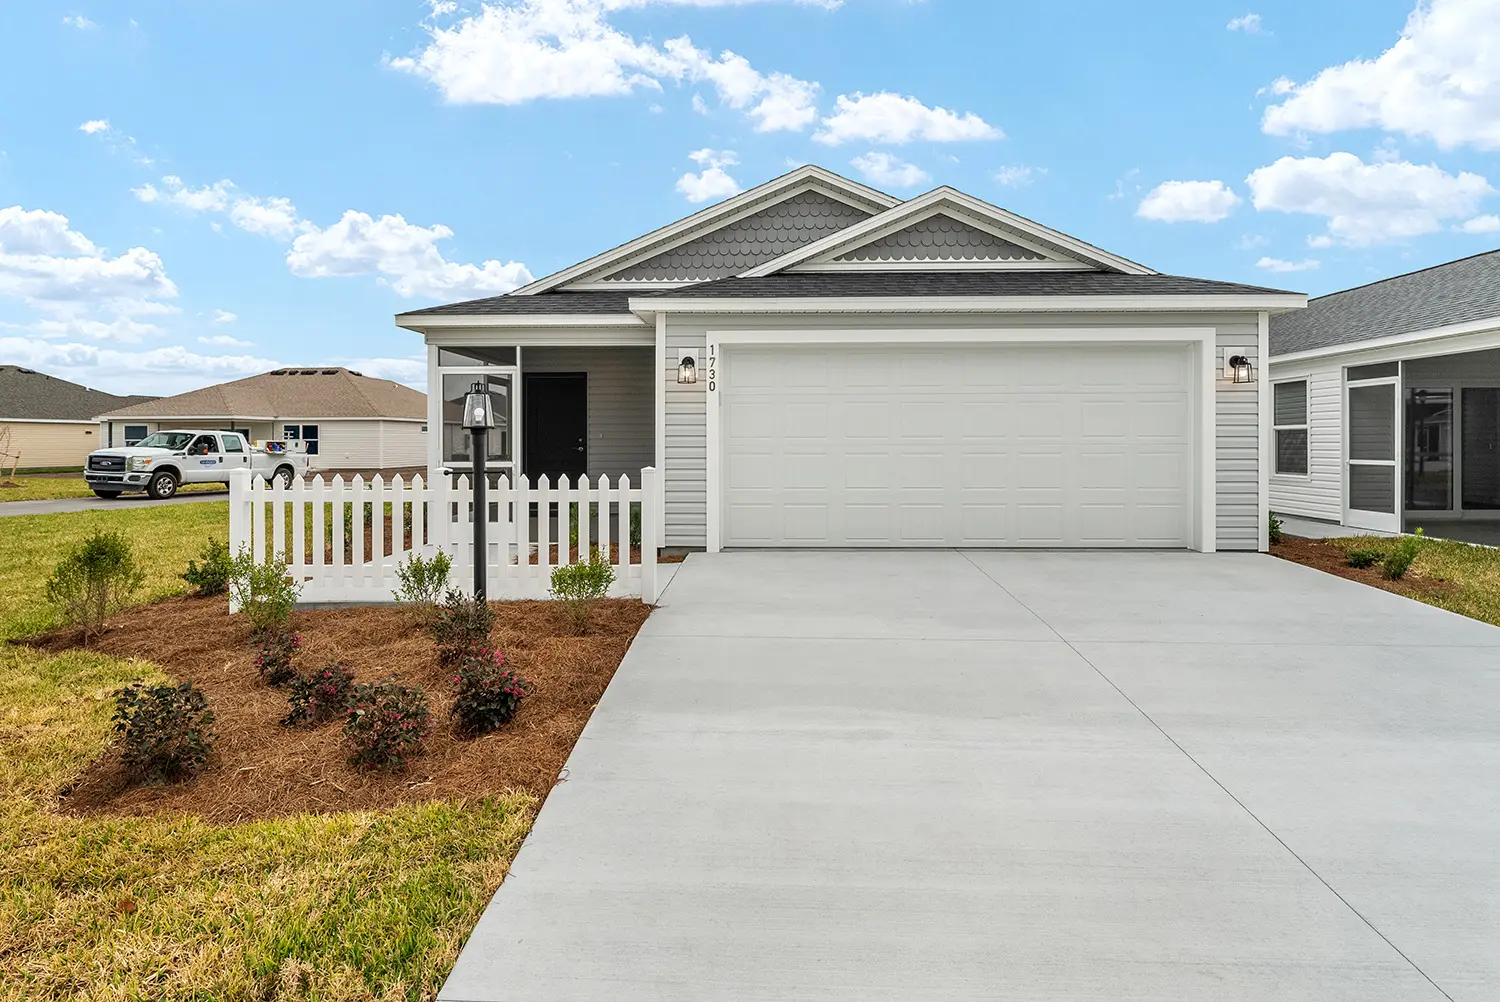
xmin=1271 ymin=534 xmax=1459 ymax=602
xmin=26 ymin=596 xmax=651 ymax=824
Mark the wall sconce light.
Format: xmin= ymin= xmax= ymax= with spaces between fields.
xmin=1227 ymin=353 xmax=1254 ymax=384
xmin=677 ymin=353 xmax=698 ymax=384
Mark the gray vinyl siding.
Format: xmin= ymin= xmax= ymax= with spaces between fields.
xmin=523 ymin=346 xmax=654 ymax=482
xmin=834 ymin=213 xmax=1045 ymax=263
xmin=664 ymin=311 xmax=1264 ymax=551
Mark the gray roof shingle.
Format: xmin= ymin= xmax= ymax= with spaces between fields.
xmin=398 ymin=291 xmax=631 ymax=318
xmin=1270 ymin=249 xmax=1500 ymax=357
xmin=640 ymin=271 xmax=1297 ymax=298
xmin=0 ymin=366 xmax=155 ymax=421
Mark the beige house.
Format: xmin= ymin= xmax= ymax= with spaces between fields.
xmin=97 ymin=367 xmax=428 ymax=472
xmin=0 ymin=365 xmax=155 ymax=470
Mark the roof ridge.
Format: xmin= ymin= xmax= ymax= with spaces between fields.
xmin=1306 ymin=246 xmax=1500 ymax=304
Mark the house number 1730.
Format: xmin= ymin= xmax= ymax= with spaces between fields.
xmin=707 ymin=347 xmax=716 ymax=391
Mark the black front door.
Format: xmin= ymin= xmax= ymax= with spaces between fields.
xmin=523 ymin=373 xmax=587 ymax=486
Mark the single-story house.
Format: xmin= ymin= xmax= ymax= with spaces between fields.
xmin=1269 ymin=249 xmax=1500 ymax=541
xmin=0 ymin=365 xmax=155 ymax=469
xmin=96 ymin=367 xmax=427 ymax=473
xmin=397 ymin=165 xmax=1306 ymax=552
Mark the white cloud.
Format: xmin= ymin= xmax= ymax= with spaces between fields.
xmin=1227 ymin=13 xmax=1266 ymax=33
xmin=1136 ymin=180 xmax=1242 ymax=223
xmin=62 ymin=14 xmax=98 ymax=29
xmin=687 ymin=148 xmax=738 ymax=170
xmin=389 ymin=0 xmax=820 ymax=131
xmin=1235 ymin=233 xmax=1270 ymax=249
xmin=133 ymin=176 xmax=234 ymax=213
xmin=1256 ymin=256 xmax=1321 ymax=272
xmin=0 ymin=206 xmax=99 ymax=256
xmin=1245 ymin=152 xmax=1495 ymax=245
xmin=676 ymin=154 xmax=742 ymax=203
xmin=849 ymin=151 xmax=930 ymax=189
xmin=212 ymin=309 xmax=238 ymax=324
xmin=690 ymin=93 xmax=709 ymax=114
xmin=229 ymin=196 xmax=307 ymax=240
xmin=814 ymin=92 xmax=1001 ymax=145
xmin=1263 ymin=0 xmax=1500 ymax=150
xmin=198 ymin=333 xmax=254 ymax=347
xmin=78 ymin=119 xmax=111 ymax=135
xmin=1460 ymin=214 xmax=1500 ymax=233
xmin=993 ymin=165 xmax=1042 ymax=187
xmin=286 ymin=210 xmax=534 ymax=298
xmin=333 ymin=355 xmax=428 ymax=390
xmin=0 ymin=335 xmax=277 ymax=395
xmin=77 ymin=119 xmax=152 ymax=166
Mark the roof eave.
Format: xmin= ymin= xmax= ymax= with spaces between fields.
xmin=397 ymin=313 xmax=649 ymax=331
xmin=629 ymin=293 xmax=1308 ymax=317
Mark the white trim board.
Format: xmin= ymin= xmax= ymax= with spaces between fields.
xmin=790 ymin=203 xmax=1087 ymax=271
xmin=632 ymin=294 xmax=1307 ymax=316
xmin=421 ymin=328 xmax=655 ymax=348
xmin=397 ymin=314 xmax=648 ymax=330
xmin=701 ymin=326 xmax=1218 ymax=554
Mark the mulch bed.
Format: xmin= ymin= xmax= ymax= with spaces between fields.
xmin=1271 ymin=535 xmax=1458 ymax=601
xmin=28 ymin=597 xmax=651 ymax=823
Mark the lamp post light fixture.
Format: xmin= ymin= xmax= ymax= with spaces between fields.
xmin=1227 ymin=354 xmax=1254 ymax=384
xmin=460 ymin=380 xmax=496 ymax=599
xmin=677 ymin=354 xmax=698 ymax=384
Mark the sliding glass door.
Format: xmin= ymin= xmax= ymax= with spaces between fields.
xmin=1406 ymin=388 xmax=1453 ymax=511
xmin=1462 ymin=388 xmax=1500 ymax=510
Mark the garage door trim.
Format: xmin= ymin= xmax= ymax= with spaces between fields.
xmin=704 ymin=326 xmax=1217 ymax=553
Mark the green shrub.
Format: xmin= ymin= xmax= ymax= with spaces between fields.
xmin=181 ymin=537 xmax=233 ymax=597
xmin=430 ymin=589 xmax=494 ymax=666
xmin=449 ymin=646 xmax=531 ymax=737
xmin=1268 ymin=512 xmax=1284 ymax=544
xmin=228 ymin=547 xmax=302 ymax=635
xmin=394 ymin=550 xmax=452 ymax=618
xmin=550 ymin=551 xmax=615 ymax=634
xmin=46 ymin=530 xmax=146 ymax=641
xmin=1383 ymin=528 xmax=1424 ymax=580
xmin=1346 ymin=549 xmax=1381 ymax=570
xmin=630 ymin=502 xmax=642 ymax=549
xmin=344 ymin=677 xmax=432 ymax=770
xmin=282 ymin=660 xmax=356 ymax=727
xmin=112 ymin=681 xmax=217 ymax=782
xmin=254 ymin=630 xmax=301 ymax=686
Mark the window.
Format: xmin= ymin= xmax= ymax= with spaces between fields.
xmin=124 ymin=424 xmax=148 ymax=446
xmin=188 ymin=434 xmax=217 ymax=457
xmin=301 ymin=424 xmax=319 ymax=456
xmin=439 ymin=346 xmax=516 ymax=366
xmin=1274 ymin=381 xmax=1309 ymax=475
xmin=222 ymin=435 xmax=245 ymax=454
xmin=282 ymin=425 xmax=300 ymax=440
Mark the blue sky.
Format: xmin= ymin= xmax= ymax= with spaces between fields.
xmin=1 ymin=0 xmax=1497 ymax=394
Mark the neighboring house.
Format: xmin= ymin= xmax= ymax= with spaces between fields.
xmin=1269 ymin=249 xmax=1500 ymax=536
xmin=0 ymin=365 xmax=155 ymax=469
xmin=96 ymin=367 xmax=427 ymax=472
xmin=397 ymin=165 xmax=1305 ymax=552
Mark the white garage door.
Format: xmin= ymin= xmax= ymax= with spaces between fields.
xmin=720 ymin=343 xmax=1194 ymax=547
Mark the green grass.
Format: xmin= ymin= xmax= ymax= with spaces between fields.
xmin=0 ymin=503 xmax=230 ymax=641
xmin=0 ymin=645 xmax=535 ymax=1002
xmin=0 ymin=477 xmax=225 ymax=503
xmin=1325 ymin=533 xmax=1500 ymax=626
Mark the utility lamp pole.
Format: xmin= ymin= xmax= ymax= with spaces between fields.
xmin=461 ymin=381 xmax=495 ymax=599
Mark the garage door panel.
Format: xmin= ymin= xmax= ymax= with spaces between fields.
xmin=721 ymin=344 xmax=1192 ymax=548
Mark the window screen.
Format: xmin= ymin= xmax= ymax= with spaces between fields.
xmin=1273 ymin=381 xmax=1309 ymax=475
xmin=1347 ymin=362 xmax=1399 ymax=381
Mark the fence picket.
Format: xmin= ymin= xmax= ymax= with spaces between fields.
xmin=331 ymin=475 xmax=346 ymax=579
xmin=251 ymin=476 xmax=265 ymax=564
xmin=599 ymin=475 xmax=614 ymax=573
xmin=291 ymin=477 xmax=306 ymax=574
xmin=311 ymin=476 xmax=326 ymax=587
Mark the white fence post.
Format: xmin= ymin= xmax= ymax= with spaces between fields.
xmin=227 ymin=468 xmax=251 ymax=613
xmin=641 ymin=466 xmax=658 ymax=604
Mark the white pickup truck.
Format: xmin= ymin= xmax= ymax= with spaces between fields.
xmin=84 ymin=430 xmax=311 ymax=499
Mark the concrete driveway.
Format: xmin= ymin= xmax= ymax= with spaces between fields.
xmin=442 ymin=551 xmax=1500 ymax=1001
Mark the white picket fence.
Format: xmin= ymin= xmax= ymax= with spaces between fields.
xmin=227 ymin=467 xmax=660 ymax=606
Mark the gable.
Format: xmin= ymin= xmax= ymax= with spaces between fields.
xmin=829 ymin=213 xmax=1048 ymax=265
xmin=568 ymin=190 xmax=875 ymax=287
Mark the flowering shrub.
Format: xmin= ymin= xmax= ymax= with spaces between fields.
xmin=430 ymin=589 xmax=493 ymax=666
xmin=112 ymin=682 xmax=217 ymax=782
xmin=281 ymin=661 xmax=356 ymax=727
xmin=343 ymin=677 xmax=432 ymax=770
xmin=450 ymin=646 xmax=531 ymax=736
xmin=255 ymin=631 xmax=301 ymax=686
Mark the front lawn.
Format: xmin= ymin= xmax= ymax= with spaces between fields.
xmin=1274 ymin=532 xmax=1500 ymax=627
xmin=0 ymin=476 xmax=226 ymax=503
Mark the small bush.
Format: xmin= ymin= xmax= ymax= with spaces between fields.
xmin=282 ymin=660 xmax=356 ymax=727
xmin=254 ymin=630 xmax=302 ymax=686
xmin=1268 ymin=512 xmax=1284 ymax=545
xmin=182 ymin=537 xmax=233 ymax=597
xmin=229 ymin=547 xmax=302 ymax=635
xmin=46 ymin=530 xmax=146 ymax=641
xmin=630 ymin=502 xmax=642 ymax=549
xmin=1383 ymin=528 xmax=1424 ymax=580
xmin=394 ymin=550 xmax=452 ymax=619
xmin=550 ymin=551 xmax=615 ymax=634
xmin=450 ymin=646 xmax=531 ymax=737
xmin=430 ymin=589 xmax=493 ymax=665
xmin=112 ymin=681 xmax=217 ymax=782
xmin=344 ymin=677 xmax=432 ymax=770
xmin=1346 ymin=549 xmax=1381 ymax=569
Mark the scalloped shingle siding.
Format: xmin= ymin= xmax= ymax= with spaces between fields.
xmin=835 ymin=213 xmax=1045 ymax=263
xmin=601 ymin=191 xmax=872 ymax=282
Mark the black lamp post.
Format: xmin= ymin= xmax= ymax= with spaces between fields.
xmin=461 ymin=380 xmax=495 ymax=599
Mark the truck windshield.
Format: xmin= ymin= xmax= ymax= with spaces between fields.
xmin=134 ymin=432 xmax=197 ymax=450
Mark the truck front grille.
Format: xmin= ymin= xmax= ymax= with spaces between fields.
xmin=89 ymin=455 xmax=125 ymax=471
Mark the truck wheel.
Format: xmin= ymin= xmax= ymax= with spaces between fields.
xmin=273 ymin=465 xmax=295 ymax=489
xmin=92 ymin=490 xmax=122 ymax=499
xmin=146 ymin=470 xmax=178 ymax=499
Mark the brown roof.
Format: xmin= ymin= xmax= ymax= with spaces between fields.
xmin=0 ymin=366 xmax=156 ymax=421
xmin=98 ymin=367 xmax=425 ymax=421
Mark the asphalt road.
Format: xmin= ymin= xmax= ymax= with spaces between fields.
xmin=0 ymin=489 xmax=229 ymax=517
